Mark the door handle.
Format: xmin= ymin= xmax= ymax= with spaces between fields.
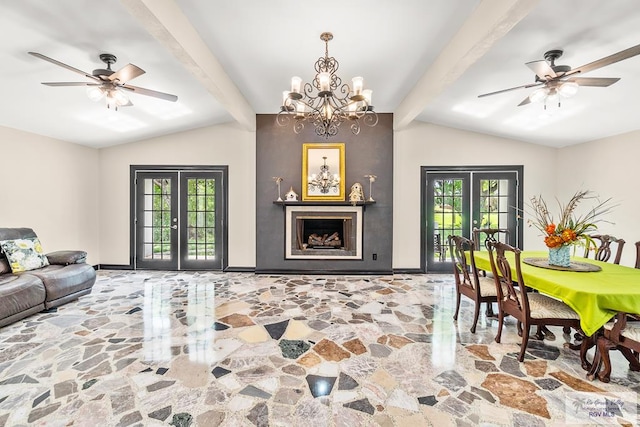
xmin=171 ymin=225 xmax=177 ymax=229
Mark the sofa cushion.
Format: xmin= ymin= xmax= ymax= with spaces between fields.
xmin=46 ymin=250 xmax=87 ymax=265
xmin=0 ymin=238 xmax=50 ymax=273
xmin=27 ymin=263 xmax=96 ymax=303
xmin=0 ymin=274 xmax=46 ymax=322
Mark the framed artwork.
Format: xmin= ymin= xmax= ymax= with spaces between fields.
xmin=302 ymin=143 xmax=345 ymax=201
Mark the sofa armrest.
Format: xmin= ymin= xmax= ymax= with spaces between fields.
xmin=46 ymin=250 xmax=87 ymax=265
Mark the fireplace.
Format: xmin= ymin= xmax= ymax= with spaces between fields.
xmin=285 ymin=205 xmax=362 ymax=259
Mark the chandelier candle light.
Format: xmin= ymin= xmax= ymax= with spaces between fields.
xmin=277 ymin=32 xmax=378 ymax=138
xmin=525 ymin=190 xmax=615 ymax=267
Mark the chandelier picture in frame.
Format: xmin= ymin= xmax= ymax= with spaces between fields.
xmin=302 ymin=143 xmax=345 ymax=201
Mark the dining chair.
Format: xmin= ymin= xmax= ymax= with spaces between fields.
xmin=587 ymin=312 xmax=640 ymax=382
xmin=448 ymin=235 xmax=499 ymax=333
xmin=583 ymin=234 xmax=625 ymax=264
xmin=487 ymin=241 xmax=581 ymax=362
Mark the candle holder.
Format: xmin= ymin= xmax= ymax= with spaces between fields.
xmin=272 ymin=177 xmax=283 ymax=201
xmin=364 ymin=174 xmax=377 ymax=202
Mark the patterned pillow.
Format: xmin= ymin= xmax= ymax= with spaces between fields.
xmin=0 ymin=238 xmax=50 ymax=273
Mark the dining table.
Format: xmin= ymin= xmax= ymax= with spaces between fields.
xmin=469 ymin=250 xmax=640 ymax=337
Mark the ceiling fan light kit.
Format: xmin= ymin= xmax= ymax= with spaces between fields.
xmin=28 ymin=51 xmax=178 ymax=111
xmin=277 ymin=32 xmax=378 ymax=138
xmin=478 ymin=43 xmax=640 ymax=109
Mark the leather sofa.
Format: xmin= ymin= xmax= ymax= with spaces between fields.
xmin=0 ymin=228 xmax=96 ymax=328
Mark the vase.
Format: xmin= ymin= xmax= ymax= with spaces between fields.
xmin=548 ymin=245 xmax=571 ymax=267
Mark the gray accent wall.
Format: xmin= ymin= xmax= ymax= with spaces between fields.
xmin=256 ymin=113 xmax=393 ymax=273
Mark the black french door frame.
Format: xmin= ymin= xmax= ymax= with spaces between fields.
xmin=420 ymin=165 xmax=523 ymax=273
xmin=130 ymin=165 xmax=228 ymax=271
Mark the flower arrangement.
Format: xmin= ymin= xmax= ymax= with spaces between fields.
xmin=527 ymin=190 xmax=614 ymax=250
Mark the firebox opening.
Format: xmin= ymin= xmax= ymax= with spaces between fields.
xmin=303 ymin=219 xmax=344 ymax=249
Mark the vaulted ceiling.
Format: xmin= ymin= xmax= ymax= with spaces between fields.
xmin=2 ymin=0 xmax=639 ymax=148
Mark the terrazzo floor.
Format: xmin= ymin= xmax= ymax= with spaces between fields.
xmin=0 ymin=271 xmax=638 ymax=426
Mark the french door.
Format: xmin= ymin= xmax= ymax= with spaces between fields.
xmin=422 ymin=167 xmax=522 ymax=273
xmin=133 ymin=167 xmax=226 ymax=270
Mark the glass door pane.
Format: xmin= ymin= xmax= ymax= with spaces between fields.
xmin=180 ymin=172 xmax=223 ymax=270
xmin=136 ymin=172 xmax=178 ymax=270
xmin=426 ymin=173 xmax=470 ymax=272
xmin=472 ymin=172 xmax=518 ymax=250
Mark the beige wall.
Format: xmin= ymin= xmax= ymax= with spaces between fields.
xmin=98 ymin=122 xmax=255 ymax=267
xmin=557 ymin=130 xmax=640 ymax=267
xmin=3 ymin=120 xmax=636 ymax=270
xmin=0 ymin=126 xmax=99 ymax=264
xmin=393 ymin=122 xmax=558 ymax=269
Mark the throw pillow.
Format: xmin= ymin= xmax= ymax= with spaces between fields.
xmin=0 ymin=238 xmax=50 ymax=273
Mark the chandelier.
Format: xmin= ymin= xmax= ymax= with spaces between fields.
xmin=308 ymin=156 xmax=340 ymax=194
xmin=277 ymin=32 xmax=378 ymax=138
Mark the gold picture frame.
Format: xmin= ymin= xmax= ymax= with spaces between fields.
xmin=302 ymin=143 xmax=345 ymax=201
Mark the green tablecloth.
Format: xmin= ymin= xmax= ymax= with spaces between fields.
xmin=469 ymin=250 xmax=640 ymax=336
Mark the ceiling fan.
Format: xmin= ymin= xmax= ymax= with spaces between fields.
xmin=28 ymin=51 xmax=178 ymax=110
xmin=478 ymin=43 xmax=640 ymax=108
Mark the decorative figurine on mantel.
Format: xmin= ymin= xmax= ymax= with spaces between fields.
xmin=272 ymin=176 xmax=284 ymax=201
xmin=285 ymin=186 xmax=299 ymax=201
xmin=349 ymin=182 xmax=365 ymax=205
xmin=364 ymin=174 xmax=377 ymax=202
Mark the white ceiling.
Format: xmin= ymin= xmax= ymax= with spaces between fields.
xmin=1 ymin=0 xmax=639 ymax=148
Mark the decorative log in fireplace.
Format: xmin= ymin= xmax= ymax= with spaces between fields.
xmin=308 ymin=232 xmax=341 ymax=248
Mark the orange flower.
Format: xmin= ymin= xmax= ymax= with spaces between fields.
xmin=545 ymin=223 xmax=556 ymax=235
xmin=544 ymin=235 xmax=563 ymax=248
xmin=561 ymin=229 xmax=577 ymax=243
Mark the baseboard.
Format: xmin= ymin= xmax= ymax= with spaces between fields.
xmin=98 ymin=264 xmax=134 ymax=270
xmin=392 ymin=268 xmax=425 ymax=274
xmin=224 ymin=266 xmax=256 ymax=273
xmin=254 ymin=269 xmax=394 ymax=275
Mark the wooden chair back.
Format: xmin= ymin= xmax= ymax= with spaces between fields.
xmin=473 ymin=227 xmax=510 ymax=251
xmin=449 ymin=235 xmax=481 ymax=296
xmin=486 ymin=241 xmax=527 ymax=319
xmin=584 ymin=234 xmax=625 ymax=264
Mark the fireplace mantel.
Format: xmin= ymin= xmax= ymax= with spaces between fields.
xmin=273 ymin=200 xmax=375 ymax=208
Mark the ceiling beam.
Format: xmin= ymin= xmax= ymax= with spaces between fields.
xmin=393 ymin=0 xmax=539 ymax=130
xmin=120 ymin=0 xmax=256 ymax=131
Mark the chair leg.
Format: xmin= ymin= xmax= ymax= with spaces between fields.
xmin=596 ymin=336 xmax=616 ymax=383
xmin=580 ymin=334 xmax=596 ymax=371
xmin=518 ymin=323 xmax=530 ymax=362
xmin=619 ymin=347 xmax=640 ymax=372
xmin=495 ymin=311 xmax=504 ymax=343
xmin=453 ymin=291 xmax=461 ymax=321
xmin=532 ymin=325 xmax=544 ymax=341
xmin=586 ymin=340 xmax=602 ymax=381
xmin=517 ymin=321 xmax=523 ymax=337
xmin=470 ymin=301 xmax=481 ymax=333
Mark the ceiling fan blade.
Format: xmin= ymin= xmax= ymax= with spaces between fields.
xmin=525 ymin=60 xmax=557 ymax=80
xmin=109 ymin=63 xmax=145 ymax=83
xmin=567 ymin=43 xmax=640 ymax=77
xmin=566 ymin=77 xmax=620 ymax=87
xmin=41 ymin=82 xmax=102 ymax=87
xmin=121 ymin=84 xmax=178 ymax=102
xmin=478 ymin=82 xmax=543 ymax=98
xmin=517 ymin=96 xmax=532 ymax=106
xmin=28 ymin=52 xmax=101 ymax=82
